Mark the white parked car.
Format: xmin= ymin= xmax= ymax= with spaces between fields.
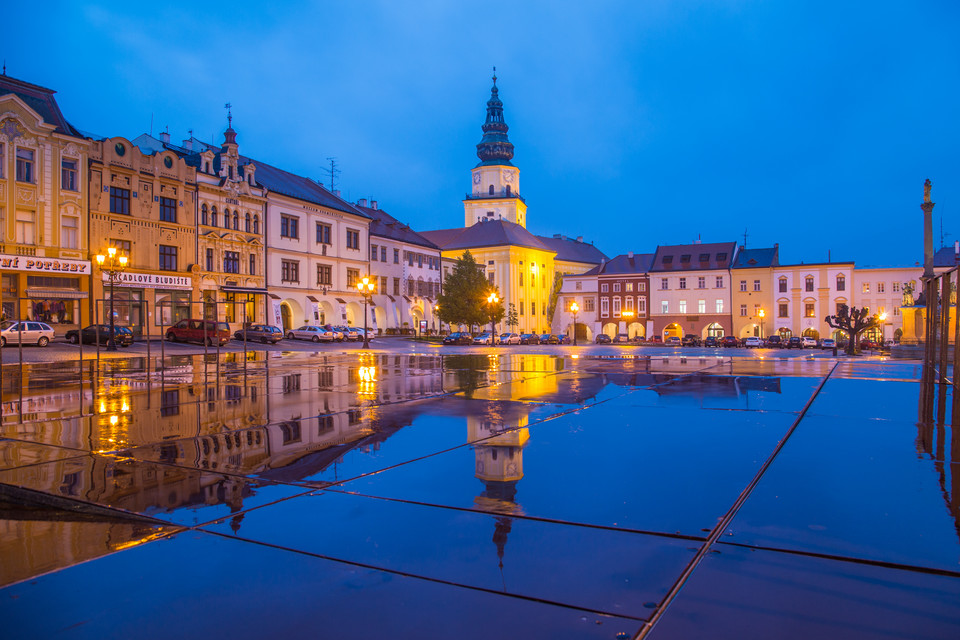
xmin=802 ymin=336 xmax=818 ymax=348
xmin=743 ymin=336 xmax=763 ymax=348
xmin=820 ymin=338 xmax=837 ymax=350
xmin=473 ymin=332 xmax=493 ymax=345
xmin=287 ymin=325 xmax=333 ymax=342
xmin=498 ymin=332 xmax=521 ymax=345
xmin=354 ymin=328 xmax=374 ymax=341
xmin=0 ymin=321 xmax=55 ymax=347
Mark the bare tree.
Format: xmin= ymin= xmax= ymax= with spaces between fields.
xmin=825 ymin=304 xmax=877 ymax=355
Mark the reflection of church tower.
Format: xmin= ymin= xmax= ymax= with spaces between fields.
xmin=464 ymin=69 xmax=528 ymax=228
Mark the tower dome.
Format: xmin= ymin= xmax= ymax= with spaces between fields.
xmin=475 ymin=69 xmax=514 ymax=166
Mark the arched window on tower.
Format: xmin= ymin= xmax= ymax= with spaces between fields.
xmin=253 ymin=215 xmax=260 ymax=234
xmin=505 ymin=184 xmax=511 ymax=196
xmin=489 ymin=185 xmax=494 ymax=195
xmin=245 ymin=212 xmax=251 ymax=232
xmin=201 ymin=204 xmax=208 ymax=226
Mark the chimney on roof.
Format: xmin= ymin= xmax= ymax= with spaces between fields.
xmin=334 ymin=190 xmax=341 ymax=197
xmin=955 ymin=240 xmax=959 ymax=263
xmin=554 ymin=234 xmax=561 ymax=239
xmin=576 ymin=236 xmax=583 ymax=242
xmin=159 ymin=131 xmax=170 ymax=144
xmin=371 ymin=200 xmax=378 ymax=210
xmin=358 ymin=198 xmax=367 ymax=207
xmin=627 ymin=251 xmax=634 ymax=259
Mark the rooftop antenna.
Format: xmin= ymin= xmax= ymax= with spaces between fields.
xmin=224 ymin=102 xmax=233 ymax=127
xmin=743 ymin=228 xmax=748 ymax=248
xmin=188 ymin=128 xmax=193 ymax=139
xmin=2 ymin=60 xmax=6 ymax=76
xmin=322 ymin=157 xmax=341 ymax=192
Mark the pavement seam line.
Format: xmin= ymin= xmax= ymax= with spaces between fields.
xmin=633 ymin=360 xmax=840 ymax=640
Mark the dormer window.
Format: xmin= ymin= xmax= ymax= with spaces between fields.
xmin=680 ymin=254 xmax=691 ymax=263
xmin=662 ymin=255 xmax=673 ymax=266
xmin=716 ymin=253 xmax=727 ymax=261
xmin=699 ymin=253 xmax=710 ymax=262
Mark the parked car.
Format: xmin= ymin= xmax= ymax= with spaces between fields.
xmin=802 ymin=336 xmax=819 ymax=348
xmin=65 ymin=324 xmax=134 ymax=347
xmin=443 ymin=332 xmax=472 ymax=345
xmin=540 ymin=333 xmax=560 ymax=345
xmin=703 ymin=336 xmax=719 ymax=348
xmin=473 ymin=332 xmax=494 ymax=345
xmin=613 ymin=333 xmax=631 ymax=344
xmin=0 ymin=321 xmax=55 ymax=347
xmin=519 ymin=333 xmax=541 ymax=345
xmin=681 ymin=334 xmax=702 ymax=347
xmin=335 ymin=326 xmax=362 ymax=342
xmin=498 ymin=332 xmax=521 ymax=345
xmin=743 ymin=336 xmax=763 ymax=348
xmin=233 ymin=324 xmax=283 ymax=344
xmin=764 ymin=335 xmax=784 ymax=348
xmin=322 ymin=325 xmax=345 ymax=341
xmin=557 ymin=334 xmax=572 ymax=345
xmin=859 ymin=339 xmax=879 ymax=350
xmin=721 ymin=335 xmax=740 ymax=348
xmin=595 ymin=334 xmax=612 ymax=344
xmin=787 ymin=336 xmax=803 ymax=349
xmin=820 ymin=338 xmax=837 ymax=350
xmin=354 ymin=328 xmax=375 ymax=342
xmin=287 ymin=325 xmax=332 ymax=342
xmin=648 ymin=335 xmax=663 ymax=344
xmin=166 ymin=319 xmax=230 ymax=346
xmin=665 ymin=336 xmax=681 ymax=346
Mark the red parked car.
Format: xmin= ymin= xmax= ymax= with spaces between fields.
xmin=165 ymin=319 xmax=230 ymax=346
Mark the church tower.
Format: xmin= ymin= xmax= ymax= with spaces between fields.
xmin=464 ymin=70 xmax=528 ymax=228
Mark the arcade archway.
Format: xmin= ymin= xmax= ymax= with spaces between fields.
xmin=662 ymin=323 xmax=682 ymax=340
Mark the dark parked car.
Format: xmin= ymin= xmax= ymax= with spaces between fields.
xmin=557 ymin=334 xmax=572 ymax=345
xmin=703 ymin=336 xmax=719 ymax=348
xmin=442 ymin=332 xmax=472 ymax=345
xmin=721 ymin=336 xmax=740 ymax=348
xmin=787 ymin=336 xmax=803 ymax=349
xmin=764 ymin=335 xmax=784 ymax=348
xmin=519 ymin=333 xmax=541 ymax=345
xmin=166 ymin=319 xmax=230 ymax=346
xmin=540 ymin=333 xmax=560 ymax=345
xmin=665 ymin=336 xmax=682 ymax=346
xmin=681 ymin=334 xmax=702 ymax=347
xmin=613 ymin=333 xmax=631 ymax=344
xmin=65 ymin=324 xmax=134 ymax=347
xmin=595 ymin=334 xmax=612 ymax=344
xmin=234 ymin=324 xmax=283 ymax=344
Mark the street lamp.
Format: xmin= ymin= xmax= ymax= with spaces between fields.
xmin=877 ymin=311 xmax=887 ymax=346
xmin=570 ymin=301 xmax=579 ymax=346
xmin=758 ymin=308 xmax=765 ymax=340
xmin=356 ymin=275 xmax=376 ymax=349
xmin=95 ymin=247 xmax=129 ymax=351
xmin=486 ymin=292 xmax=499 ymax=346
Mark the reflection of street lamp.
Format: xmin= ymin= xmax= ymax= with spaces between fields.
xmin=877 ymin=311 xmax=887 ymax=346
xmin=758 ymin=308 xmax=765 ymax=340
xmin=487 ymin=292 xmax=499 ymax=346
xmin=95 ymin=247 xmax=129 ymax=351
xmin=570 ymin=301 xmax=579 ymax=346
xmin=356 ymin=275 xmax=376 ymax=349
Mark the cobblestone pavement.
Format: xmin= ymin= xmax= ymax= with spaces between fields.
xmin=0 ymin=349 xmax=957 ymax=639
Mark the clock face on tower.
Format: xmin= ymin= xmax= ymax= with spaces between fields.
xmin=473 ymin=172 xmax=481 ymax=185
xmin=502 ymin=169 xmax=515 ymax=183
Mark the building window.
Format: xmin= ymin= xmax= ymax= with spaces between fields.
xmin=805 ymin=302 xmax=815 ymax=317
xmin=661 ymin=300 xmax=669 ymax=314
xmin=110 ymin=239 xmax=131 ymax=254
xmin=661 ymin=278 xmax=669 ymax=290
xmin=805 ymin=277 xmax=814 ymax=292
xmin=862 ymin=283 xmax=869 ymax=293
xmin=316 ymin=222 xmax=331 ymax=244
xmin=14 ymin=211 xmax=35 ymax=244
xmin=679 ymin=300 xmax=687 ymax=314
xmin=639 ymin=281 xmax=646 ymax=292
xmin=600 ymin=282 xmax=607 ymax=292
xmin=753 ymin=280 xmax=761 ymax=292
xmin=346 ymin=228 xmax=360 ymax=250
xmin=381 ymin=247 xmax=387 ymax=261
xmin=624 ymin=296 xmax=634 ymax=312
xmin=392 ymin=248 xmax=399 ymax=264
xmin=638 ymin=298 xmax=646 ymax=314
xmin=393 ymin=277 xmax=400 ymax=295
xmin=892 ymin=282 xmax=901 ymax=293
xmin=109 ymin=187 xmax=131 ymax=215
xmin=61 ymin=216 xmax=78 ymax=249
xmin=877 ymin=282 xmax=885 ymax=293
xmin=698 ymin=299 xmax=706 ymax=314
xmin=679 ymin=278 xmax=686 ymax=290
xmin=488 ymin=272 xmax=495 ymax=283
xmin=697 ymin=277 xmax=705 ymax=289
xmin=280 ymin=214 xmax=299 ymax=239
xmin=317 ymin=264 xmax=332 ymax=286
xmin=585 ymin=297 xmax=595 ymax=312
xmin=740 ymin=280 xmax=747 ymax=292
xmin=715 ymin=276 xmax=723 ymax=288
xmin=224 ymin=251 xmax=240 ymax=274
xmin=716 ymin=299 xmax=724 ymax=313
xmin=0 ymin=142 xmax=4 ymax=178
xmin=16 ymin=148 xmax=34 ymax=182
xmin=346 ymin=269 xmax=359 ymax=288
xmin=201 ymin=204 xmax=209 ymax=225
xmin=600 ymin=298 xmax=609 ymax=317
xmin=779 ymin=303 xmax=788 ymax=318
xmin=779 ymin=277 xmax=787 ymax=293
xmin=159 ymin=245 xmax=178 ymax=271
xmin=245 ymin=212 xmax=251 ymax=232
xmin=626 ymin=282 xmax=633 ymax=292
xmin=370 ymin=244 xmax=378 ymax=261
xmin=519 ymin=272 xmax=524 ymax=287
xmin=211 ymin=206 xmax=218 ymax=227
xmin=249 ymin=254 xmax=256 ymax=275
xmin=380 ymin=276 xmax=388 ymax=294
xmin=281 ymin=260 xmax=300 ymax=283
xmin=253 ymin=215 xmax=260 ymax=234
xmin=232 ymin=212 xmax=239 ymax=230
xmin=836 ymin=275 xmax=845 ymax=291
xmin=740 ymin=304 xmax=748 ymax=317
xmin=159 ymin=197 xmax=176 ymax=223
xmin=206 ymin=248 xmax=214 ymax=271
xmin=612 ymin=297 xmax=621 ymax=318
xmin=613 ymin=282 xmax=621 ymax=292
xmin=61 ymin=159 xmax=78 ymax=191
xmin=224 ymin=209 xmax=231 ymax=229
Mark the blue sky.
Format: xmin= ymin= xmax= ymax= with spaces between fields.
xmin=5 ymin=1 xmax=958 ymax=266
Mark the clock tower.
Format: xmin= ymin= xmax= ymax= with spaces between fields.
xmin=464 ymin=70 xmax=528 ymax=228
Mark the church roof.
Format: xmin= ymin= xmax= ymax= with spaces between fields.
xmin=355 ymin=204 xmax=439 ymax=250
xmin=422 ymin=219 xmax=553 ymax=253
xmin=0 ymin=74 xmax=84 ymax=138
xmin=536 ymin=234 xmax=608 ymax=266
xmin=651 ymin=242 xmax=738 ymax=272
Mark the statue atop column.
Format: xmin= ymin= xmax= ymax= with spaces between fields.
xmin=923 ymin=178 xmax=932 ymax=203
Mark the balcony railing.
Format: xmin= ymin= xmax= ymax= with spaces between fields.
xmin=464 ymin=191 xmax=525 ymax=204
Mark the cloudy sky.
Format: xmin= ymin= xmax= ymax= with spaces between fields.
xmin=6 ymin=1 xmax=958 ymax=266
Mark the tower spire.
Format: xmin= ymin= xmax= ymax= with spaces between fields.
xmin=475 ymin=69 xmax=514 ymax=166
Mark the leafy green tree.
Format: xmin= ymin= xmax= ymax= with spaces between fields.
xmin=437 ymin=251 xmax=504 ymax=331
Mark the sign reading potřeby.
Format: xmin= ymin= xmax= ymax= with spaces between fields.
xmin=102 ymin=271 xmax=193 ymax=289
xmin=0 ymin=254 xmax=91 ymax=273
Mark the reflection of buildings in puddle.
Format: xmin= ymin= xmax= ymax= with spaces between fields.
xmin=916 ymin=419 xmax=960 ymax=541
xmin=653 ymin=373 xmax=782 ymax=399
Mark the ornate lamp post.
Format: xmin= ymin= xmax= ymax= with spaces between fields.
xmin=877 ymin=311 xmax=887 ymax=346
xmin=758 ymin=308 xmax=765 ymax=340
xmin=487 ymin=292 xmax=499 ymax=346
xmin=570 ymin=301 xmax=579 ymax=346
xmin=95 ymin=247 xmax=129 ymax=351
xmin=357 ymin=275 xmax=376 ymax=349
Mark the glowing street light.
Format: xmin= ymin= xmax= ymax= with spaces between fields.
xmin=758 ymin=308 xmax=765 ymax=340
xmin=356 ymin=275 xmax=376 ymax=349
xmin=877 ymin=311 xmax=887 ymax=346
xmin=95 ymin=246 xmax=129 ymax=351
xmin=570 ymin=301 xmax=579 ymax=346
xmin=487 ymin=291 xmax=499 ymax=346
